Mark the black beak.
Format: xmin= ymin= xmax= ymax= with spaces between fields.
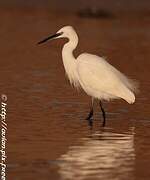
xmin=37 ymin=32 xmax=62 ymax=45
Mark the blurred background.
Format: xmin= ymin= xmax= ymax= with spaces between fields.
xmin=0 ymin=0 xmax=150 ymax=180
xmin=1 ymin=0 xmax=150 ymax=11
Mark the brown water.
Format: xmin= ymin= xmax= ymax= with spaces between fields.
xmin=0 ymin=6 xmax=150 ymax=180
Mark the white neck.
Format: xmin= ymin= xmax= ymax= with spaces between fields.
xmin=63 ymin=31 xmax=78 ymax=54
xmin=62 ymin=32 xmax=80 ymax=88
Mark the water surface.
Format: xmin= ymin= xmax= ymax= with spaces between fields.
xmin=0 ymin=5 xmax=150 ymax=180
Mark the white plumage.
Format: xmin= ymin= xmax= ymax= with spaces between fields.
xmin=38 ymin=25 xmax=138 ymax=126
xmin=77 ymin=53 xmax=136 ymax=104
xmin=58 ymin=26 xmax=137 ymax=104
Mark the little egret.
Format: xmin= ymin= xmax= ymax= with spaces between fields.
xmin=38 ymin=26 xmax=137 ymax=126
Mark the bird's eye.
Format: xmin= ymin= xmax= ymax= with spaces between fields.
xmin=59 ymin=32 xmax=63 ymax=35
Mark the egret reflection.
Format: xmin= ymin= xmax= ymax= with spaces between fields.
xmin=57 ymin=130 xmax=135 ymax=180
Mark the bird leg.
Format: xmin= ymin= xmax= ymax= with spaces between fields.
xmin=86 ymin=108 xmax=93 ymax=120
xmin=86 ymin=98 xmax=94 ymax=120
xmin=99 ymin=101 xmax=106 ymax=127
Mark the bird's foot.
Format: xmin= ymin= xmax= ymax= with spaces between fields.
xmin=86 ymin=118 xmax=93 ymax=128
xmin=85 ymin=110 xmax=93 ymax=120
xmin=102 ymin=120 xmax=106 ymax=127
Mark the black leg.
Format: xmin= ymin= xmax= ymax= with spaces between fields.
xmin=99 ymin=101 xmax=106 ymax=127
xmin=86 ymin=98 xmax=94 ymax=120
xmin=88 ymin=118 xmax=93 ymax=128
xmin=86 ymin=108 xmax=93 ymax=120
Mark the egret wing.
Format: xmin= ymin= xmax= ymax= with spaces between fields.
xmin=77 ymin=53 xmax=136 ymax=101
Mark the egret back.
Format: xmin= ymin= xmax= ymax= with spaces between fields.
xmin=77 ymin=53 xmax=137 ymax=103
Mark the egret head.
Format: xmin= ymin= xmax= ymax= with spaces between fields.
xmin=37 ymin=26 xmax=76 ymax=44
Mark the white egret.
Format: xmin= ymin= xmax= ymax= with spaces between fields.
xmin=38 ymin=26 xmax=137 ymax=126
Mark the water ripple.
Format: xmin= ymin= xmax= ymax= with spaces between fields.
xmin=57 ymin=130 xmax=135 ymax=180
